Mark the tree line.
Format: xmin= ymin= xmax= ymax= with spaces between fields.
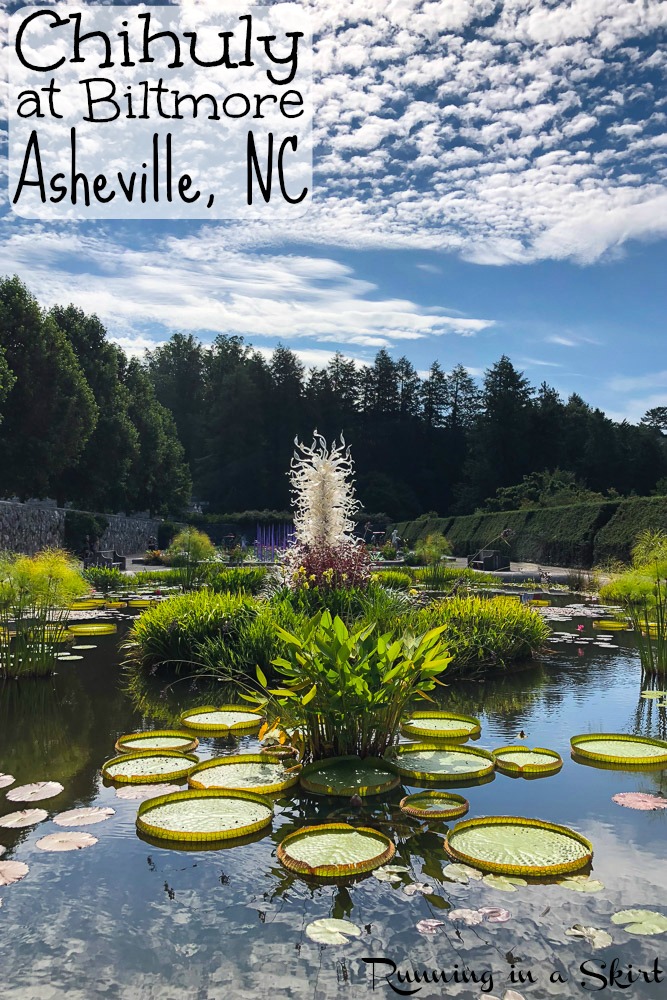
xmin=1 ymin=275 xmax=665 ymax=520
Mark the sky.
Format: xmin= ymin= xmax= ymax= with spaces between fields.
xmin=1 ymin=0 xmax=666 ymax=424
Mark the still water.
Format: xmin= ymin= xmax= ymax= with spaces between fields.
xmin=1 ymin=604 xmax=667 ymax=1000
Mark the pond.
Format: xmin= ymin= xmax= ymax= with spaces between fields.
xmin=1 ymin=601 xmax=667 ymax=1000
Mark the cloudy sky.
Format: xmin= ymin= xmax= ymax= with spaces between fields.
xmin=1 ymin=0 xmax=666 ymax=422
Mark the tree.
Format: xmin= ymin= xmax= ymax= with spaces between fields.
xmin=146 ymin=333 xmax=206 ymax=474
xmin=444 ymin=363 xmax=482 ymax=430
xmin=420 ymin=361 xmax=448 ymax=429
xmin=0 ymin=276 xmax=96 ymax=499
xmin=641 ymin=407 xmax=667 ymax=433
xmin=123 ymin=359 xmax=191 ymax=514
xmin=49 ymin=305 xmax=138 ymax=511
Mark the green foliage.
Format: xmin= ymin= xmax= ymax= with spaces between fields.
xmin=157 ymin=521 xmax=180 ymax=549
xmin=380 ymin=542 xmax=398 ymax=560
xmin=253 ymin=609 xmax=451 ymax=760
xmin=63 ymin=510 xmax=109 ymax=555
xmin=206 ymin=566 xmax=268 ymax=595
xmin=410 ymin=595 xmax=550 ymax=675
xmin=372 ymin=569 xmax=413 ymax=590
xmin=130 ymin=569 xmax=184 ymax=588
xmin=165 ymin=527 xmax=216 ymax=589
xmin=415 ymin=532 xmax=453 ymax=564
xmin=82 ymin=566 xmax=124 ymax=592
xmin=0 ymin=549 xmax=89 ymax=678
xmin=632 ymin=529 xmax=667 ymax=568
xmin=413 ymin=565 xmax=500 ymax=591
xmin=482 ymin=469 xmax=612 ymax=512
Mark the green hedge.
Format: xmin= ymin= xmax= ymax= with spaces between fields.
xmin=593 ymin=496 xmax=667 ymax=565
xmin=394 ymin=500 xmax=626 ymax=568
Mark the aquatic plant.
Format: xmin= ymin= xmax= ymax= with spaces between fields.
xmin=82 ymin=566 xmax=125 ymax=593
xmin=206 ymin=566 xmax=268 ymax=595
xmin=600 ymin=561 xmax=667 ymax=679
xmin=372 ymin=569 xmax=413 ymax=590
xmin=410 ymin=595 xmax=550 ymax=674
xmin=412 ymin=565 xmax=500 ymax=591
xmin=415 ymin=533 xmax=452 ymax=565
xmin=252 ymin=609 xmax=451 ymax=761
xmin=0 ymin=549 xmax=89 ymax=678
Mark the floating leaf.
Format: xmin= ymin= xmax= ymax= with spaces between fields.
xmin=478 ymin=906 xmax=512 ymax=922
xmin=0 ymin=860 xmax=29 ymax=885
xmin=0 ymin=845 xmax=4 ymax=857
xmin=0 ymin=773 xmax=15 ymax=789
xmin=448 ymin=908 xmax=484 ymax=926
xmin=6 ymin=781 xmax=64 ymax=802
xmin=138 ymin=789 xmax=273 ymax=843
xmin=571 ymin=733 xmax=667 ymax=765
xmin=36 ymin=831 xmax=98 ymax=852
xmin=403 ymin=882 xmax=431 ymax=896
xmin=115 ymin=783 xmax=178 ymax=800
xmin=373 ymin=864 xmax=409 ymax=883
xmin=446 ymin=816 xmax=592 ymax=876
xmin=611 ymin=909 xmax=667 ymax=936
xmin=641 ymin=691 xmax=667 ymax=699
xmin=53 ymin=807 xmax=115 ymax=827
xmin=305 ymin=918 xmax=362 ymax=945
xmin=482 ymin=875 xmax=527 ymax=893
xmin=0 ymin=809 xmax=48 ymax=828
xmin=559 ymin=876 xmax=605 ymax=893
xmin=566 ymin=924 xmax=613 ymax=949
xmin=443 ymin=862 xmax=483 ymax=884
xmin=612 ymin=792 xmax=667 ymax=811
xmin=416 ymin=919 xmax=445 ymax=934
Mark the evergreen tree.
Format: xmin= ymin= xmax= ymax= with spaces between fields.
xmin=146 ymin=333 xmax=206 ymax=476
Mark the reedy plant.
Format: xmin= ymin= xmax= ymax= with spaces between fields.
xmin=250 ymin=609 xmax=451 ymax=761
xmin=165 ymin=527 xmax=217 ymax=590
xmin=0 ymin=549 xmax=89 ymax=678
xmin=600 ymin=561 xmax=667 ymax=681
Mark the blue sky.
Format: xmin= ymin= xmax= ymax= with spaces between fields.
xmin=1 ymin=0 xmax=666 ymax=424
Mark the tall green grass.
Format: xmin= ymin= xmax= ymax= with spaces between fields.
xmin=413 ymin=565 xmax=501 ymax=591
xmin=600 ymin=561 xmax=667 ymax=680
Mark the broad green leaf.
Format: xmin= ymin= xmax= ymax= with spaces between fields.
xmin=482 ymin=874 xmax=527 ymax=892
xmin=301 ymin=684 xmax=318 ymax=706
xmin=305 ymin=918 xmax=362 ymax=945
xmin=611 ymin=909 xmax=667 ymax=935
xmin=559 ymin=876 xmax=605 ymax=893
xmin=255 ymin=665 xmax=268 ymax=688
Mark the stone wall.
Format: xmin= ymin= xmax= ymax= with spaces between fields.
xmin=0 ymin=500 xmax=160 ymax=556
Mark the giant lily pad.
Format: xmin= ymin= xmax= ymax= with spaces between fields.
xmin=492 ymin=746 xmax=562 ymax=777
xmin=67 ymin=623 xmax=117 ymax=636
xmin=399 ymin=791 xmax=469 ymax=821
xmin=136 ymin=788 xmax=273 ymax=842
xmin=0 ymin=773 xmax=15 ymax=789
xmin=571 ymin=733 xmax=667 ymax=767
xmin=53 ymin=807 xmax=115 ymax=827
xmin=0 ymin=860 xmax=29 ymax=885
xmin=277 ymin=823 xmax=395 ymax=877
xmin=6 ymin=781 xmax=64 ymax=802
xmin=299 ymin=757 xmax=399 ymax=797
xmin=102 ymin=750 xmax=198 ymax=784
xmin=115 ymin=730 xmax=199 ymax=754
xmin=611 ymin=909 xmax=667 ymax=936
xmin=36 ymin=831 xmax=98 ymax=852
xmin=400 ymin=712 xmax=481 ymax=741
xmin=189 ymin=754 xmax=299 ymax=795
xmin=385 ymin=743 xmax=495 ymax=784
xmin=179 ymin=705 xmax=263 ymax=733
xmin=445 ymin=816 xmax=593 ymax=876
xmin=0 ymin=809 xmax=48 ymax=828
xmin=612 ymin=792 xmax=667 ymax=810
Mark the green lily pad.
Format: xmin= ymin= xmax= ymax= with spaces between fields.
xmin=305 ymin=918 xmax=362 ymax=945
xmin=278 ymin=823 xmax=395 ymax=878
xmin=443 ymin=863 xmax=484 ymax=884
xmin=611 ymin=909 xmax=667 ymax=936
xmin=300 ymin=756 xmax=399 ymax=797
xmin=560 ymin=876 xmax=605 ymax=893
xmin=446 ymin=816 xmax=593 ymax=876
xmin=136 ymin=788 xmax=273 ymax=842
xmin=482 ymin=874 xmax=527 ymax=892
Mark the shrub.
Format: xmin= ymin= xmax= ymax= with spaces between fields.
xmin=83 ymin=566 xmax=124 ymax=593
xmin=253 ymin=609 xmax=451 ymax=760
xmin=415 ymin=533 xmax=452 ymax=564
xmin=283 ymin=541 xmax=372 ymax=592
xmin=63 ymin=510 xmax=109 ymax=555
xmin=164 ymin=527 xmax=217 ymax=590
xmin=380 ymin=541 xmax=398 ymax=560
xmin=372 ymin=569 xmax=413 ymax=590
xmin=410 ymin=595 xmax=550 ymax=675
xmin=0 ymin=549 xmax=90 ymax=678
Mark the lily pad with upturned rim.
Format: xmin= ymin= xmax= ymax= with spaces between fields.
xmin=492 ymin=746 xmax=563 ymax=777
xmin=299 ymin=756 xmax=399 ymax=797
xmin=136 ymin=788 xmax=273 ymax=842
xmin=114 ymin=730 xmax=199 ymax=754
xmin=400 ymin=711 xmax=481 ymax=741
xmin=179 ymin=705 xmax=264 ymax=733
xmin=102 ymin=750 xmax=198 ymax=784
xmin=188 ymin=754 xmax=300 ymax=795
xmin=399 ymin=791 xmax=469 ymax=821
xmin=277 ymin=823 xmax=395 ymax=878
xmin=67 ymin=623 xmax=117 ymax=636
xmin=445 ymin=815 xmax=593 ymax=876
xmin=571 ymin=733 xmax=667 ymax=767
xmin=385 ymin=743 xmax=495 ymax=784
